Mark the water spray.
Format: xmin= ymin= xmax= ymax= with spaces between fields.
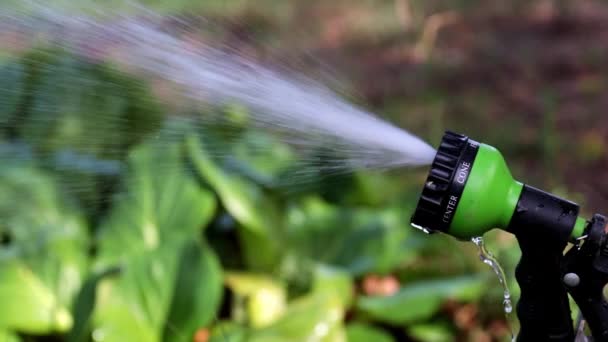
xmin=4 ymin=2 xmax=606 ymax=340
xmin=411 ymin=131 xmax=608 ymax=341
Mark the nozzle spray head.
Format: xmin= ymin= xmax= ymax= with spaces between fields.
xmin=411 ymin=131 xmax=585 ymax=241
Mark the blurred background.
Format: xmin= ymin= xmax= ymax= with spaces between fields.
xmin=0 ymin=0 xmax=607 ymax=341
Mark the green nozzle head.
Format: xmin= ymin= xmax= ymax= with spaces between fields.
xmin=412 ymin=131 xmax=586 ymax=241
xmin=412 ymin=132 xmax=523 ymax=239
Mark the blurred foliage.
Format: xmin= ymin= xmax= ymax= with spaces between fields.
xmin=4 ymin=0 xmax=607 ymax=341
xmin=0 ymin=48 xmax=516 ymax=342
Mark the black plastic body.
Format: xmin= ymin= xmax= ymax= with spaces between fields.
xmin=508 ymin=185 xmax=579 ymax=341
xmin=563 ymin=214 xmax=608 ymax=341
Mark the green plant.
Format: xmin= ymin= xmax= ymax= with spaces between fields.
xmin=0 ymin=50 xmax=512 ymax=342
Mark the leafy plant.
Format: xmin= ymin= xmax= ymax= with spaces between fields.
xmin=0 ymin=49 xmax=510 ymax=342
xmin=0 ymin=164 xmax=87 ymax=335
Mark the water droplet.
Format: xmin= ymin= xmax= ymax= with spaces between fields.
xmin=503 ymin=293 xmax=513 ymax=314
xmin=471 ymin=236 xmax=515 ymax=340
xmin=411 ymin=223 xmax=432 ymax=234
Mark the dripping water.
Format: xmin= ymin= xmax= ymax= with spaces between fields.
xmin=471 ymin=236 xmax=516 ymax=341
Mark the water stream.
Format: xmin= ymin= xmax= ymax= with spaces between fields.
xmin=0 ymin=1 xmax=436 ymax=175
xmin=471 ymin=236 xmax=516 ymax=341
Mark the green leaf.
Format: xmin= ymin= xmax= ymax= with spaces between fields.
xmin=0 ymin=259 xmax=72 ymax=333
xmin=224 ymin=273 xmax=287 ymax=328
xmin=16 ymin=51 xmax=162 ymax=212
xmin=228 ymin=130 xmax=296 ymax=186
xmin=187 ymin=135 xmax=282 ymax=270
xmin=247 ymin=294 xmax=346 ymax=342
xmin=21 ymin=55 xmax=123 ymax=155
xmin=0 ymin=329 xmax=21 ymax=342
xmin=356 ymin=275 xmax=487 ymax=325
xmin=93 ymin=139 xmax=218 ymax=342
xmin=286 ymin=197 xmax=410 ymax=275
xmin=96 ymin=140 xmax=216 ymax=267
xmin=93 ymin=249 xmax=176 ymax=342
xmin=94 ymin=243 xmax=222 ymax=342
xmin=163 ymin=240 xmax=223 ymax=342
xmin=19 ymin=52 xmax=160 ymax=159
xmin=67 ymin=267 xmax=121 ymax=342
xmin=345 ymin=323 xmax=394 ymax=342
xmin=312 ymin=265 xmax=353 ymax=307
xmin=105 ymin=67 xmax=163 ymax=148
xmin=0 ymin=164 xmax=88 ymax=333
xmin=408 ymin=323 xmax=453 ymax=342
xmin=239 ymin=267 xmax=352 ymax=341
xmin=209 ymin=322 xmax=247 ymax=342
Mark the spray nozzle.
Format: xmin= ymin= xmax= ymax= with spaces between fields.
xmin=411 ymin=131 xmax=587 ymax=241
xmin=411 ymin=131 xmax=608 ymax=340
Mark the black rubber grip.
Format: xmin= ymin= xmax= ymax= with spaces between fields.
xmin=569 ymin=283 xmax=608 ymax=341
xmin=564 ymin=214 xmax=608 ymax=341
xmin=515 ymin=236 xmax=574 ymax=341
xmin=508 ymin=185 xmax=579 ymax=341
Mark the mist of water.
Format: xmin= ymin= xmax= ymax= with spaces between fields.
xmin=0 ymin=3 xmax=438 ymax=341
xmin=0 ymin=1 xmax=436 ymax=179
